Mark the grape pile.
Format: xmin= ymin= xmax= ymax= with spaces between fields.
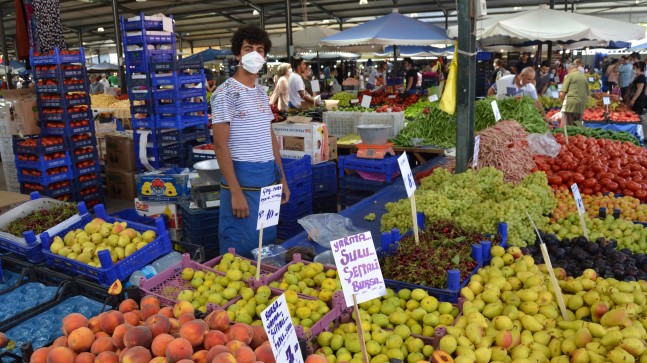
xmin=329 ymin=92 xmax=355 ymax=107
xmin=380 ymin=167 xmax=556 ymax=246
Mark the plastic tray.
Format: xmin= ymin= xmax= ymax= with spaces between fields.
xmin=67 ymin=134 xmax=95 ymax=149
xmin=338 ymin=154 xmax=400 ymax=183
xmin=203 ymin=247 xmax=281 ymax=287
xmin=17 ymin=167 xmax=73 ymax=185
xmin=40 ymin=204 xmax=171 ymax=286
xmin=43 ymin=122 xmax=93 ymax=137
xmin=156 ymin=100 xmax=207 ymax=114
xmin=20 ymin=181 xmax=74 ymax=199
xmin=13 ymin=135 xmax=66 ymax=155
xmin=35 ymin=82 xmax=87 ymax=94
xmin=15 ymin=152 xmax=70 ymax=171
xmin=39 ymin=108 xmax=92 ymax=122
xmin=34 ymin=67 xmax=86 ymax=80
xmin=311 ymin=161 xmax=337 ymax=197
xmin=73 ymin=159 xmax=100 ymax=176
xmin=153 ymin=86 xmax=204 ymax=101
xmin=71 ymin=146 xmax=98 ymax=165
xmin=156 ymin=114 xmax=207 ymax=129
xmin=30 ymin=48 xmax=85 ymax=65
xmin=0 ymin=282 xmax=60 ymax=328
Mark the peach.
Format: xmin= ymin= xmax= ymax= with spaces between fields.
xmin=254 ymin=345 xmax=275 ymax=363
xmin=145 ymin=314 xmax=171 ymax=338
xmin=99 ymin=311 xmax=124 ymax=335
xmin=205 ymin=310 xmax=230 ymax=332
xmin=304 ymin=355 xmax=327 ymax=363
xmin=204 ymin=330 xmax=228 ymax=350
xmin=140 ymin=296 xmax=161 ymax=309
xmin=90 ymin=337 xmax=116 ymax=355
xmin=169 ymin=319 xmax=181 ymax=334
xmin=140 ymin=304 xmax=160 ymax=322
xmin=177 ymin=313 xmax=195 ymax=326
xmin=46 ymin=346 xmax=75 ymax=363
xmin=176 ymin=360 xmax=192 ymax=363
xmin=211 ymin=352 xmax=236 ymax=363
xmin=233 ymin=346 xmax=256 ymax=363
xmin=206 ymin=346 xmax=231 ymax=362
xmin=165 ymin=338 xmax=193 ymax=363
xmin=74 ymin=352 xmax=94 ymax=363
xmin=119 ymin=300 xmax=139 ymax=314
xmin=52 ymin=336 xmax=68 ymax=348
xmin=87 ymin=317 xmax=101 ymax=334
xmin=31 ymin=347 xmax=52 ymax=363
xmin=226 ymin=340 xmax=245 ymax=353
xmin=123 ymin=326 xmax=153 ymax=349
xmin=151 ymin=334 xmax=175 ymax=357
xmin=158 ymin=307 xmax=174 ymax=319
xmin=229 ymin=323 xmax=253 ymax=345
xmin=95 ymin=351 xmax=119 ymax=363
xmin=120 ymin=346 xmax=151 ymax=363
xmin=192 ymin=350 xmax=208 ymax=363
xmin=68 ymin=327 xmax=95 ymax=352
xmin=94 ymin=332 xmax=110 ymax=339
xmin=179 ymin=320 xmax=207 ymax=347
xmin=123 ymin=312 xmax=141 ymax=326
xmin=62 ymin=313 xmax=88 ymax=335
xmin=250 ymin=326 xmax=267 ymax=349
xmin=149 ymin=358 xmax=166 ymax=363
xmin=111 ymin=324 xmax=130 ymax=349
xmin=172 ymin=301 xmax=194 ymax=319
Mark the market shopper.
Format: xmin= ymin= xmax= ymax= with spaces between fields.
xmin=89 ymin=75 xmax=104 ymax=95
xmin=211 ymin=24 xmax=290 ymax=259
xmin=605 ymin=58 xmax=619 ymax=90
xmin=627 ymin=61 xmax=646 ymax=115
xmin=288 ymin=57 xmax=320 ymax=108
xmin=618 ymin=56 xmax=633 ymax=100
xmin=560 ymin=64 xmax=589 ymax=126
xmin=269 ymin=63 xmax=290 ymax=111
xmin=515 ymin=52 xmax=533 ymax=74
xmin=366 ymin=59 xmax=379 ymax=90
xmin=107 ymin=73 xmax=119 ymax=87
xmin=99 ymin=74 xmax=110 ymax=90
xmin=403 ymin=57 xmax=417 ymax=94
xmin=535 ymin=60 xmax=551 ymax=96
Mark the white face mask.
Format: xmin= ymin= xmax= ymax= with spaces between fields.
xmin=240 ymin=51 xmax=265 ymax=74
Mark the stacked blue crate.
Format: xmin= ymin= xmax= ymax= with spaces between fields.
xmin=278 ymin=156 xmax=313 ymax=240
xmin=29 ymin=47 xmax=103 ymax=208
xmin=179 ymin=201 xmax=220 ymax=259
xmin=338 ymin=154 xmax=399 ymax=208
xmin=122 ymin=13 xmax=209 ymax=171
xmin=311 ymin=161 xmax=338 ymax=214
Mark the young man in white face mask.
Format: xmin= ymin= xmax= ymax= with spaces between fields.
xmin=211 ymin=24 xmax=290 ymax=259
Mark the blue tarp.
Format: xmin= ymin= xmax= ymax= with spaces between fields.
xmin=584 ymin=122 xmax=644 ymax=144
xmin=183 ymin=49 xmax=233 ymax=62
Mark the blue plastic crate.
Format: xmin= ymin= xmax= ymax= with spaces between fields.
xmin=77 ymin=173 xmax=101 ymax=191
xmin=152 ymin=73 xmax=204 ymax=88
xmin=13 ymin=135 xmax=66 ymax=154
xmin=44 ymin=122 xmax=94 ymax=137
xmin=280 ymin=197 xmax=312 ymax=221
xmin=40 ymin=108 xmax=92 ymax=122
xmin=109 ymin=209 xmax=168 ymax=227
xmin=338 ymin=154 xmax=400 ymax=183
xmin=313 ymin=195 xmax=338 ymax=214
xmin=159 ymin=126 xmax=209 ymax=143
xmin=41 ymin=204 xmax=171 ymax=286
xmin=340 ymin=173 xmax=392 ymax=193
xmin=181 ymin=202 xmax=219 ymax=229
xmin=156 ymin=114 xmax=208 ymax=129
xmin=277 ymin=219 xmax=305 ymax=241
xmin=15 ymin=152 xmax=70 ymax=171
xmin=131 ymin=102 xmax=155 ymax=115
xmin=131 ymin=116 xmax=156 ymax=129
xmin=123 ymin=30 xmax=174 ymax=45
xmin=282 ymin=156 xmax=312 ymax=183
xmin=30 ymin=47 xmax=85 ymax=65
xmin=73 ymin=159 xmax=100 ymax=177
xmin=67 ymin=134 xmax=95 ymax=149
xmin=71 ymin=144 xmax=98 ymax=165
xmin=37 ymin=94 xmax=89 ymax=108
xmin=21 ymin=180 xmax=75 ymax=199
xmin=156 ymin=100 xmax=207 ymax=115
xmin=122 ymin=15 xmax=165 ymax=31
xmin=153 ymin=86 xmax=205 ymax=101
xmin=76 ymin=185 xmax=104 ymax=204
xmin=311 ymin=161 xmax=337 ymax=197
xmin=34 ymin=66 xmax=86 ymax=80
xmin=126 ymin=73 xmax=151 ymax=89
xmin=128 ymin=90 xmax=154 ymax=101
xmin=340 ymin=189 xmax=374 ymax=208
xmin=18 ymin=167 xmax=73 ymax=185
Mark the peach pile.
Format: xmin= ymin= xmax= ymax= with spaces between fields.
xmin=32 ymin=296 xmax=275 ymax=363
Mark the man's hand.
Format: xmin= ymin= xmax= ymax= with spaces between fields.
xmin=231 ymin=190 xmax=249 ymax=218
xmin=281 ymin=181 xmax=291 ymax=205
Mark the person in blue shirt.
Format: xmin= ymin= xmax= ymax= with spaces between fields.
xmin=618 ymin=56 xmax=633 ymax=100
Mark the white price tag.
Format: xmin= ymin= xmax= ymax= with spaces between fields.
xmin=603 ymin=97 xmax=611 ymax=105
xmin=330 ymin=231 xmax=386 ymax=307
xmin=360 ymin=95 xmax=372 ymax=109
xmin=398 ymin=152 xmax=416 ymax=198
xmin=257 ymin=184 xmax=282 ymax=230
xmin=428 ymin=94 xmax=438 ymax=102
xmin=473 ymin=135 xmax=481 ymax=168
xmin=588 ymin=77 xmax=594 ymax=83
xmin=570 ymin=183 xmax=586 ymax=216
xmin=388 ymin=95 xmax=397 ymax=99
xmin=491 ymin=100 xmax=502 ymax=122
xmin=311 ymin=80 xmax=320 ymax=93
xmin=557 ymin=84 xmax=562 ymax=91
xmin=261 ymin=294 xmax=304 ymax=363
xmin=351 ymin=99 xmax=359 ymax=104
xmin=551 ymin=91 xmax=559 ymax=99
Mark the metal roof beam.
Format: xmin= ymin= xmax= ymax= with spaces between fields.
xmin=237 ymin=0 xmax=262 ymax=12
xmin=311 ymin=2 xmax=342 ymax=23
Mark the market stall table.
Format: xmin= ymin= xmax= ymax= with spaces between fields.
xmin=337 ymin=144 xmax=445 ymax=164
xmin=281 ymin=156 xmax=447 ymax=253
xmin=584 ymin=122 xmax=644 ymax=144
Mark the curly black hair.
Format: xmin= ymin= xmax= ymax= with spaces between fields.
xmin=231 ymin=24 xmax=272 ymax=56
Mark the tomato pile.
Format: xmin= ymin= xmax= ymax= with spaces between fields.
xmin=79 ymin=173 xmax=98 ymax=183
xmin=535 ymin=134 xmax=647 ymax=201
xmin=582 ymin=108 xmax=605 ymax=121
xmin=607 ymin=110 xmax=641 ymax=123
xmin=45 ymin=120 xmax=90 ymax=128
xmin=71 ymin=133 xmax=92 ymax=143
xmin=76 ymin=159 xmax=96 ymax=169
xmin=18 ymin=136 xmax=64 ymax=148
xmin=73 ymin=146 xmax=94 ymax=156
xmin=358 ymin=90 xmax=418 ymax=110
xmin=16 ymin=151 xmax=66 ymax=162
xmin=21 ymin=166 xmax=68 ymax=177
xmin=79 ymin=186 xmax=100 ymax=196
xmin=22 ymin=180 xmax=71 ymax=192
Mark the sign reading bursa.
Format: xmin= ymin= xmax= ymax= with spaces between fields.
xmin=261 ymin=294 xmax=304 ymax=363
xmin=330 ymin=231 xmax=387 ymax=306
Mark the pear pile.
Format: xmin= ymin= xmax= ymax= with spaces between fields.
xmin=446 ymin=245 xmax=647 ymax=363
xmin=49 ymin=218 xmax=156 ymax=267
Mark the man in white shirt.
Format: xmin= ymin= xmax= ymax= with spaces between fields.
xmin=99 ymin=74 xmax=110 ymax=90
xmin=288 ymin=57 xmax=319 ymax=108
xmin=486 ymin=67 xmax=546 ymax=117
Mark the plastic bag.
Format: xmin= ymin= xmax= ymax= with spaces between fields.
xmin=251 ymin=245 xmax=288 ymax=267
xmin=297 ymin=213 xmax=365 ymax=248
xmin=527 ymin=132 xmax=561 ymax=158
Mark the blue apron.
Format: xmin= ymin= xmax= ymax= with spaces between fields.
xmin=219 ymin=160 xmax=281 ymax=259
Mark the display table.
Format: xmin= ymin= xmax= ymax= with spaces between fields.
xmin=337 ymin=144 xmax=445 ymax=164
xmin=583 ymin=122 xmax=644 ymax=143
xmin=281 ymin=156 xmax=447 ymax=253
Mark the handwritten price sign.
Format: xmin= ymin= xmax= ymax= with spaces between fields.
xmin=398 ymin=152 xmax=416 ymax=198
xmin=570 ymin=183 xmax=586 ymax=216
xmin=261 ymin=294 xmax=304 ymax=363
xmin=257 ymin=185 xmax=282 ymax=230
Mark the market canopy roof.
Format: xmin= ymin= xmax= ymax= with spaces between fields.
xmin=374 ymin=45 xmax=454 ymax=57
xmin=183 ymin=48 xmax=233 ymax=62
xmin=269 ymin=26 xmax=379 ymax=55
xmin=320 ymin=11 xmax=450 ymax=47
xmin=87 ymin=62 xmax=119 ymax=71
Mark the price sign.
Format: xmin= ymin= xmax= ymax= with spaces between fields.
xmin=557 ymin=84 xmax=562 ymax=91
xmin=261 ymin=294 xmax=304 ymax=363
xmin=398 ymin=152 xmax=416 ymax=198
xmin=330 ymin=231 xmax=386 ymax=306
xmin=351 ymin=99 xmax=359 ymax=104
xmin=603 ymin=96 xmax=611 ymax=105
xmin=570 ymin=183 xmax=586 ymax=216
xmin=257 ymin=184 xmax=282 ymax=230
xmin=551 ymin=91 xmax=559 ymax=99
xmin=388 ymin=95 xmax=397 ymax=99
xmin=360 ymin=95 xmax=372 ymax=109
xmin=491 ymin=100 xmax=502 ymax=122
xmin=473 ymin=135 xmax=481 ymax=168
xmin=311 ymin=80 xmax=320 ymax=93
xmin=588 ymin=77 xmax=594 ymax=83
xmin=428 ymin=94 xmax=439 ymax=102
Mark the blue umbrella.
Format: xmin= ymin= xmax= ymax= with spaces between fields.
xmin=375 ymin=45 xmax=454 ymax=57
xmin=184 ymin=48 xmax=233 ymax=62
xmin=320 ymin=12 xmax=450 ymax=46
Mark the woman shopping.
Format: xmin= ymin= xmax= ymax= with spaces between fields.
xmin=628 ymin=61 xmax=646 ymax=115
xmin=269 ymin=63 xmax=291 ymax=111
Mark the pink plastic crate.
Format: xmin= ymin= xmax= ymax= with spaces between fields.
xmin=202 ymin=247 xmax=281 ymax=288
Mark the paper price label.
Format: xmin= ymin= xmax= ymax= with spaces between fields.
xmin=398 ymin=152 xmax=416 ymax=198
xmin=588 ymin=77 xmax=594 ymax=83
xmin=557 ymin=84 xmax=562 ymax=91
xmin=351 ymin=99 xmax=359 ymax=104
xmin=603 ymin=96 xmax=611 ymax=105
xmin=361 ymin=95 xmax=372 ymax=109
xmin=261 ymin=294 xmax=304 ymax=363
xmin=428 ymin=94 xmax=438 ymax=102
xmin=551 ymin=91 xmax=559 ymax=99
xmin=257 ymin=184 xmax=282 ymax=230
xmin=473 ymin=135 xmax=481 ymax=168
xmin=491 ymin=100 xmax=502 ymax=122
xmin=311 ymin=80 xmax=320 ymax=93
xmin=330 ymin=231 xmax=386 ymax=306
xmin=570 ymin=184 xmax=586 ymax=216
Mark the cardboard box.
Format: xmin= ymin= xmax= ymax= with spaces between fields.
xmin=272 ymin=122 xmax=329 ymax=164
xmin=134 ymin=198 xmax=181 ymax=229
xmin=1 ymin=90 xmax=40 ymax=136
xmin=328 ymin=136 xmax=338 ymax=160
xmin=136 ymin=168 xmax=191 ymax=202
xmin=105 ymin=133 xmax=137 ymax=171
xmin=105 ymin=167 xmax=137 ymax=200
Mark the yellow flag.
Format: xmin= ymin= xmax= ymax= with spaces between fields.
xmin=439 ymin=44 xmax=458 ymax=115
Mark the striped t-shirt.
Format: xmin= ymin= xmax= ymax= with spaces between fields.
xmin=211 ymin=78 xmax=275 ymax=162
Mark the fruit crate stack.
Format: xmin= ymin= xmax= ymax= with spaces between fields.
xmin=278 ymin=156 xmax=313 ymax=240
xmin=121 ymin=13 xmax=209 ymax=170
xmin=28 ymin=47 xmax=103 ymax=209
xmin=338 ymin=154 xmax=399 ymax=208
xmin=311 ymin=161 xmax=338 ymax=213
xmin=179 ymin=201 xmax=220 ymax=260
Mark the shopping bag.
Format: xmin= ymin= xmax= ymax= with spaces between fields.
xmin=439 ymin=45 xmax=458 ymax=115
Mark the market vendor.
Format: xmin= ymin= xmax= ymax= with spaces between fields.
xmin=89 ymin=75 xmax=104 ymax=95
xmin=559 ymin=64 xmax=589 ymax=126
xmin=486 ymin=67 xmax=547 ymax=118
xmin=288 ymin=57 xmax=321 ymax=108
xmin=211 ymin=24 xmax=290 ymax=259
